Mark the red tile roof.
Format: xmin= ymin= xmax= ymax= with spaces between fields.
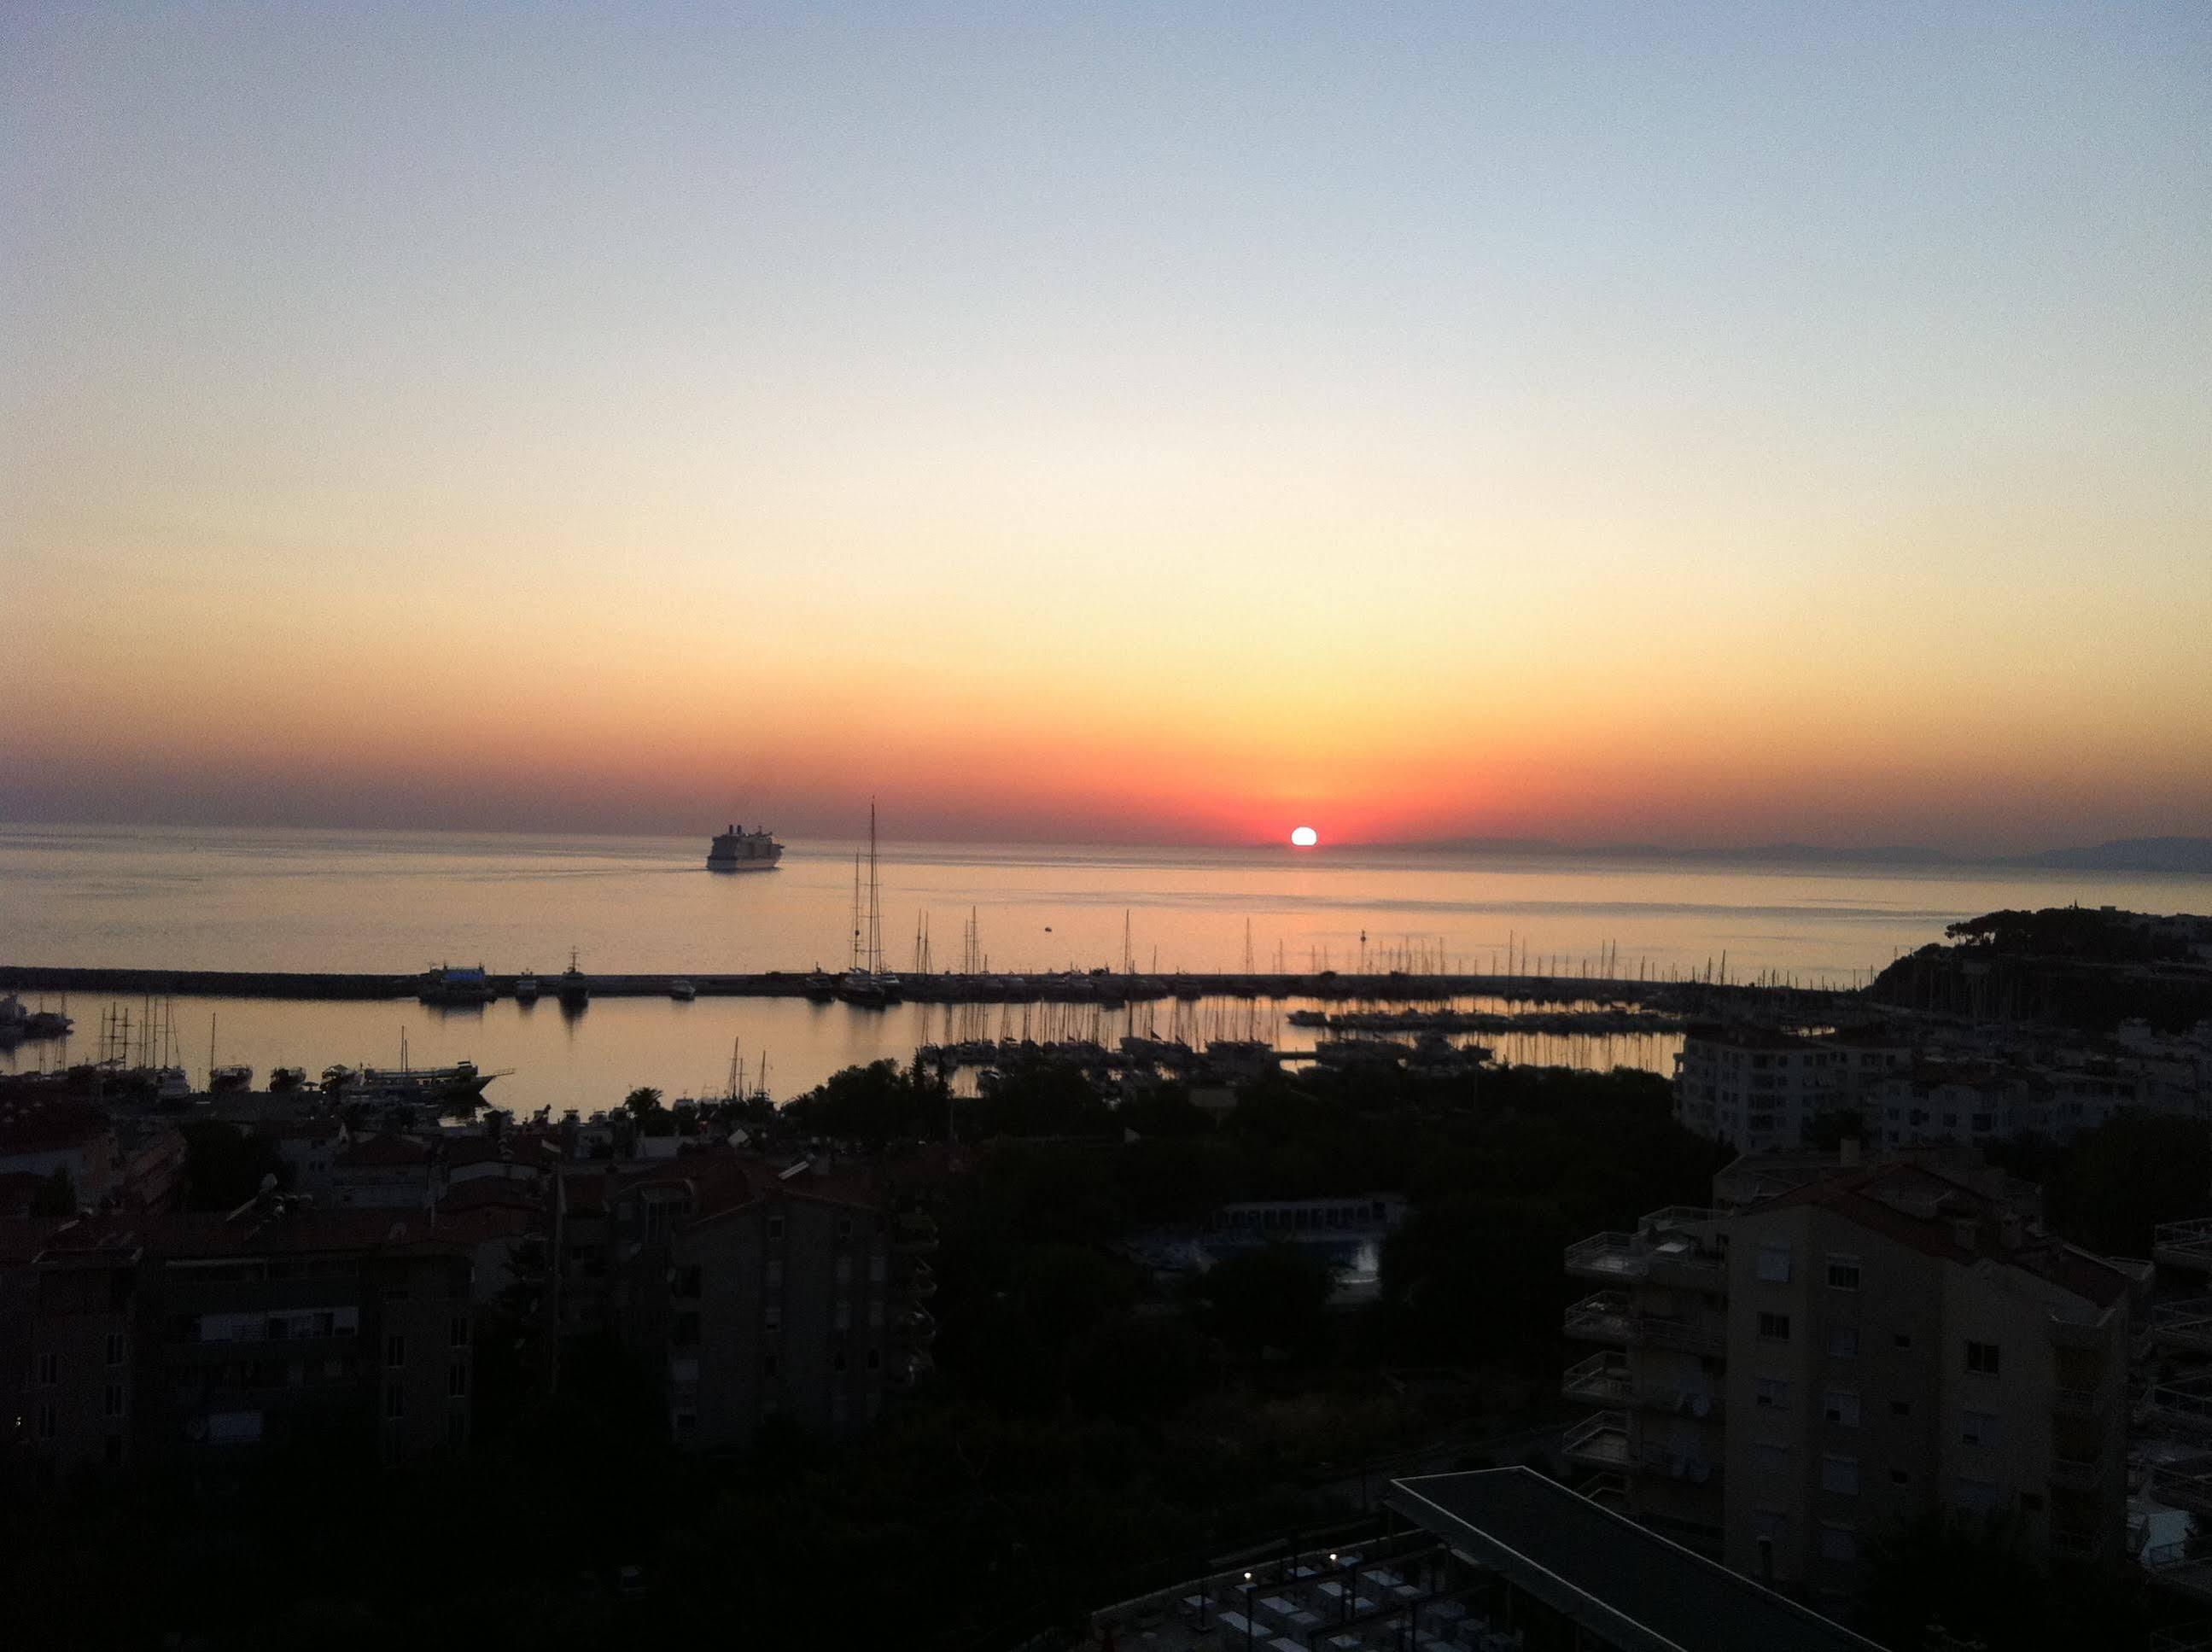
xmin=336 ymin=1133 xmax=431 ymax=1169
xmin=1754 ymin=1164 xmax=2133 ymax=1310
xmin=0 ymin=1096 xmax=112 ymax=1157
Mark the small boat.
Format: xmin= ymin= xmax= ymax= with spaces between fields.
xmin=210 ymin=1064 xmax=254 ymax=1093
xmin=803 ymin=969 xmax=836 ymax=1002
xmin=558 ymin=949 xmax=591 ymax=1007
xmin=420 ymin=963 xmax=495 ymax=1006
xmin=514 ymin=971 xmax=540 ymax=1003
xmin=669 ymin=978 xmax=697 ymax=1001
xmin=269 ymin=1066 xmax=307 ymax=1093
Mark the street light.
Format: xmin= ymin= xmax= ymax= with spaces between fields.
xmin=1241 ymin=1571 xmax=1257 ymax=1651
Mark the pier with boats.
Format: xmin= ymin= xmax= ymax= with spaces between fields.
xmin=0 ymin=962 xmax=1849 ymax=1021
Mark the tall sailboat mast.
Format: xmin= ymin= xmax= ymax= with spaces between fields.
xmin=866 ymin=800 xmax=883 ymax=975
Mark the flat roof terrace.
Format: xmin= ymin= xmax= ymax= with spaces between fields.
xmin=1385 ymin=1469 xmax=1883 ymax=1652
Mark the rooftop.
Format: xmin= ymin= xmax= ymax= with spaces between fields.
xmin=0 ymin=1095 xmax=112 ymax=1156
xmin=1386 ymin=1469 xmax=1882 ymax=1652
xmin=1753 ymin=1161 xmax=2134 ymax=1310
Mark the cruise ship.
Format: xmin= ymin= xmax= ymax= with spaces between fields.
xmin=707 ymin=822 xmax=783 ymax=872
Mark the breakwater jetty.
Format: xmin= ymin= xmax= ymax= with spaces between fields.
xmin=0 ymin=963 xmax=1854 ymax=1016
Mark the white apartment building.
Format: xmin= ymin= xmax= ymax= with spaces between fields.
xmin=1672 ymin=1027 xmax=1907 ymax=1153
xmin=1563 ymin=1155 xmax=2143 ymax=1608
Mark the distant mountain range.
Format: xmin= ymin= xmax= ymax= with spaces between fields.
xmin=1380 ymin=835 xmax=2212 ymax=874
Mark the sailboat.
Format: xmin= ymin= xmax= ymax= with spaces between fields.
xmin=838 ymin=803 xmax=901 ymax=1007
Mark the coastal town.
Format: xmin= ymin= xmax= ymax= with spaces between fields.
xmin=7 ymin=903 xmax=2212 ymax=1644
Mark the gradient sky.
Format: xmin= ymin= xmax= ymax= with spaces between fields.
xmin=4 ymin=3 xmax=2208 ymax=849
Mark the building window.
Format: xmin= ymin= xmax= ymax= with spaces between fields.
xmin=763 ymin=1305 xmax=781 ymax=1333
xmin=866 ymin=1348 xmax=881 ymax=1371
xmin=1756 ymin=1244 xmax=1793 ymax=1283
xmin=104 ymin=1383 xmax=125 ymax=1418
xmin=384 ymin=1386 xmax=405 ymax=1419
xmin=1755 ymin=1442 xmax=1789 ymax=1474
xmin=36 ymin=1403 xmax=56 ymax=1441
xmin=448 ymin=1413 xmax=469 ymax=1448
xmin=1962 ymin=1411 xmax=1998 ymax=1447
xmin=1894 ymin=1332 xmax=1912 ymax=1349
xmin=1826 ymin=1258 xmax=1860 ymax=1291
xmin=1820 ymin=1455 xmax=1859 ymax=1496
xmin=105 ymin=1332 xmax=126 ymax=1366
xmin=1965 ymin=1340 xmax=2001 ymax=1377
xmin=450 ymin=1316 xmax=469 ymax=1348
xmin=1818 ymin=1524 xmax=1858 ymax=1563
xmin=1754 ymin=1377 xmax=1789 ymax=1410
xmin=1890 ymin=1468 xmax=1910 ymax=1486
xmin=1955 ymin=1477 xmax=1999 ymax=1512
xmin=762 ymin=1352 xmax=779 ymax=1378
xmin=1890 ymin=1399 xmax=1911 ymax=1417
xmin=104 ymin=1434 xmax=124 ymax=1467
xmin=832 ymin=1351 xmax=848 ymax=1375
xmin=674 ymin=1266 xmax=701 ymax=1299
xmin=766 ymin=1216 xmax=785 ymax=1241
xmin=1828 ymin=1326 xmax=1859 ymax=1360
xmin=766 ymin=1260 xmax=784 ymax=1289
xmin=448 ymin=1365 xmax=468 ymax=1398
xmin=672 ymin=1312 xmax=700 ymax=1347
xmin=37 ymin=1352 xmax=57 ymax=1386
xmin=385 ymin=1334 xmax=406 ymax=1369
xmin=838 ymin=1217 xmax=853 ymax=1241
xmin=1823 ymin=1391 xmax=1860 ymax=1428
xmin=1758 ymin=1312 xmax=1791 ymax=1343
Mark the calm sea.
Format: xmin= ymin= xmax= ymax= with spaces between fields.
xmin=3 ymin=824 xmax=2203 ymax=1114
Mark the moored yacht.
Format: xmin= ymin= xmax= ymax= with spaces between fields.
xmin=514 ymin=970 xmax=540 ymax=1002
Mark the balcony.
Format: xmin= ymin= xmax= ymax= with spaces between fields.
xmin=2151 ymin=1457 xmax=2212 ymax=1518
xmin=1565 ymin=1291 xmax=1638 ymax=1346
xmin=2150 ymin=1374 xmax=2212 ymax=1437
xmin=1563 ymin=1213 xmax=1725 ymax=1291
xmin=886 ymin=1349 xmax=935 ymax=1391
xmin=1565 ymin=1233 xmax=1646 ymax=1284
xmin=2048 ymin=1527 xmax=2103 ymax=1562
xmin=1562 ymin=1410 xmax=1633 ymax=1471
xmin=897 ymin=1261 xmax=938 ymax=1300
xmin=2156 ymin=1299 xmax=2212 ymax=1357
xmin=890 ymin=1215 xmax=939 ymax=1255
xmin=894 ymin=1305 xmax=937 ymax=1345
xmin=1641 ymin=1314 xmax=1726 ymax=1356
xmin=2049 ymin=1306 xmax=2118 ymax=1351
xmin=2157 ymin=1219 xmax=2212 ymax=1275
xmin=1639 ymin=1381 xmax=1724 ymax=1421
xmin=1562 ymin=1351 xmax=1633 ymax=1408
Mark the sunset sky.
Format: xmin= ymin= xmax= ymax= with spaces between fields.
xmin=4 ymin=3 xmax=2208 ymax=849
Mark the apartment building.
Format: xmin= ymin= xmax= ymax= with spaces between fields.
xmin=553 ymin=1151 xmax=937 ymax=1449
xmin=1672 ymin=1027 xmax=1906 ymax=1153
xmin=1563 ymin=1155 xmax=2142 ymax=1606
xmin=6 ymin=1198 xmax=488 ymax=1483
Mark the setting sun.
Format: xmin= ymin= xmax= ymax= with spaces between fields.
xmin=1290 ymin=826 xmax=1319 ymax=848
